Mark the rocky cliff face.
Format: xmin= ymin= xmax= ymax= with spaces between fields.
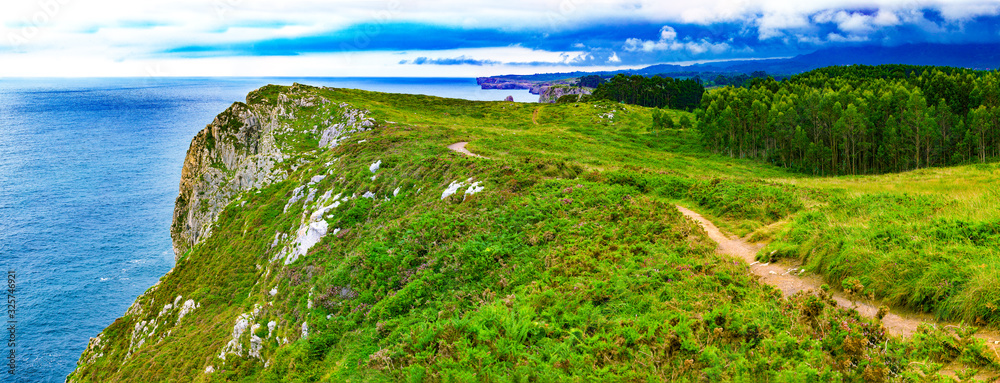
xmin=170 ymin=100 xmax=286 ymax=261
xmin=69 ymin=84 xmax=380 ymax=382
xmin=538 ymin=86 xmax=592 ymax=103
xmin=170 ymin=84 xmax=375 ymax=261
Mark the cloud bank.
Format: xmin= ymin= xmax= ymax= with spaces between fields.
xmin=2 ymin=0 xmax=999 ymax=76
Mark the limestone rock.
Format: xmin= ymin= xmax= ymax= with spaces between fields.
xmin=538 ymin=86 xmax=592 ymax=103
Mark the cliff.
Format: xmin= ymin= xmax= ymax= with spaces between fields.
xmin=67 ymin=84 xmax=994 ymax=382
xmin=476 ymin=76 xmax=575 ymax=95
xmin=171 ymin=85 xmax=374 ymax=261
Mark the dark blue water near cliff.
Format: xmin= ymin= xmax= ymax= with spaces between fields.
xmin=0 ymin=77 xmax=532 ymax=383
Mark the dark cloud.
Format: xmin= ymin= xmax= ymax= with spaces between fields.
xmin=161 ymin=12 xmax=1000 ymax=67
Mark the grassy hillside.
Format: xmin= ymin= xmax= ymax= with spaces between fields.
xmin=68 ymin=84 xmax=999 ymax=382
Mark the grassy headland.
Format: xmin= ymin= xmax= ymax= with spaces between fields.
xmin=68 ymin=82 xmax=999 ymax=382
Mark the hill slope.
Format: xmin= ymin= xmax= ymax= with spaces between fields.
xmin=67 ymin=84 xmax=998 ymax=382
xmin=479 ymin=43 xmax=1000 ymax=86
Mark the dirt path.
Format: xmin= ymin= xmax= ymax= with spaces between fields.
xmin=447 ymin=142 xmax=487 ymax=159
xmin=677 ymin=205 xmax=1000 ymax=359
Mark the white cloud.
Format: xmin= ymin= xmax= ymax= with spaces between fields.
xmin=623 ymin=25 xmax=731 ymax=55
xmin=873 ymin=10 xmax=901 ymax=26
xmin=608 ymin=52 xmax=621 ymax=63
xmin=757 ymin=12 xmax=811 ymax=40
xmin=937 ymin=3 xmax=1000 ymax=20
xmin=1 ymin=0 xmax=999 ymax=76
xmin=827 ymin=32 xmax=869 ymax=42
xmin=659 ymin=26 xmax=677 ymax=41
xmin=0 ymin=46 xmax=639 ymax=77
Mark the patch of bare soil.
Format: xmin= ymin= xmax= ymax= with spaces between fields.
xmin=677 ymin=204 xmax=1000 ymax=381
xmin=447 ymin=142 xmax=487 ymax=159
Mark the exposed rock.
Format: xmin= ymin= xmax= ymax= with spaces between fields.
xmin=176 ymin=299 xmax=199 ymax=325
xmin=538 ymin=86 xmax=592 ymax=103
xmin=466 ymin=182 xmax=485 ymax=195
xmin=171 ymin=85 xmax=377 ymax=262
xmin=219 ymin=305 xmax=262 ymax=360
xmin=441 ymin=181 xmax=466 ymax=200
xmin=285 ymin=220 xmax=329 ymax=265
xmin=504 ymin=95 xmax=514 ymax=102
xmin=171 ymin=99 xmax=288 ymax=261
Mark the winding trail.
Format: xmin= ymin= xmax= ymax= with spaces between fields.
xmin=677 ymin=205 xmax=1000 ymax=362
xmin=447 ymin=142 xmax=487 ymax=159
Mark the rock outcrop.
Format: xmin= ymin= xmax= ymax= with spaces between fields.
xmin=170 ymin=100 xmax=287 ymax=261
xmin=170 ymin=84 xmax=375 ymax=261
xmin=538 ymin=86 xmax=593 ymax=103
xmin=69 ymin=84 xmax=381 ymax=383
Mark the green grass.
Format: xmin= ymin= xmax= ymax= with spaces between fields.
xmin=68 ymin=85 xmax=1000 ymax=383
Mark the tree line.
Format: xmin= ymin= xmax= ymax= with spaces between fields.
xmin=696 ymin=64 xmax=1000 ymax=175
xmin=592 ymin=74 xmax=704 ymax=111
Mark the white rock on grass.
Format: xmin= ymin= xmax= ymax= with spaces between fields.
xmin=270 ymin=232 xmax=286 ymax=249
xmin=362 ymin=191 xmax=376 ymax=199
xmin=267 ymin=321 xmax=277 ymax=338
xmin=157 ymin=303 xmax=173 ymax=318
xmin=248 ymin=323 xmax=263 ymax=359
xmin=309 ymin=175 xmax=326 ymax=185
xmin=466 ymin=182 xmax=484 ymax=195
xmin=301 ymin=322 xmax=309 ymax=340
xmin=369 ymin=160 xmax=381 ymax=173
xmin=283 ymin=186 xmax=307 ymax=213
xmin=176 ymin=299 xmax=199 ymax=325
xmin=218 ymin=305 xmax=263 ymax=360
xmin=219 ymin=314 xmax=251 ymax=359
xmin=285 ymin=221 xmax=329 ymax=265
xmin=393 ymin=187 xmax=401 ymax=197
xmin=205 ymin=366 xmax=215 ymax=374
xmin=304 ymin=188 xmax=318 ymax=204
xmin=441 ymin=181 xmax=465 ymax=199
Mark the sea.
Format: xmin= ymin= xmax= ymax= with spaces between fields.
xmin=0 ymin=77 xmax=534 ymax=383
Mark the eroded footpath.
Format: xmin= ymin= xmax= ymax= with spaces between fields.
xmin=676 ymin=205 xmax=1000 ymax=361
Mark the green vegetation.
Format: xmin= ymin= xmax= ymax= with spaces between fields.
xmin=592 ymin=74 xmax=705 ymax=111
xmin=574 ymin=75 xmax=605 ymax=88
xmin=698 ymin=64 xmax=1000 ymax=175
xmin=762 ymin=164 xmax=1000 ymax=327
xmin=69 ymin=79 xmax=1000 ymax=382
xmin=692 ymin=63 xmax=1000 ymax=328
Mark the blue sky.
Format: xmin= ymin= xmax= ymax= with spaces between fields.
xmin=2 ymin=0 xmax=999 ymax=77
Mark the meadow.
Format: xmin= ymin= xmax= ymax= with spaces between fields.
xmin=69 ymin=84 xmax=1000 ymax=382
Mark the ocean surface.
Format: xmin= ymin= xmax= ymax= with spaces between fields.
xmin=0 ymin=77 xmax=534 ymax=383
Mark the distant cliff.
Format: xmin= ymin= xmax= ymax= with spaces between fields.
xmin=476 ymin=76 xmax=575 ymax=96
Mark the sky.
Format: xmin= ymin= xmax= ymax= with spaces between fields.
xmin=2 ymin=0 xmax=999 ymax=77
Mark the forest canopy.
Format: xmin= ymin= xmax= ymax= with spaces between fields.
xmin=592 ymin=74 xmax=704 ymax=111
xmin=696 ymin=64 xmax=1000 ymax=175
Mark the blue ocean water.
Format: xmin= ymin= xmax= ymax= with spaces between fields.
xmin=0 ymin=77 xmax=533 ymax=383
